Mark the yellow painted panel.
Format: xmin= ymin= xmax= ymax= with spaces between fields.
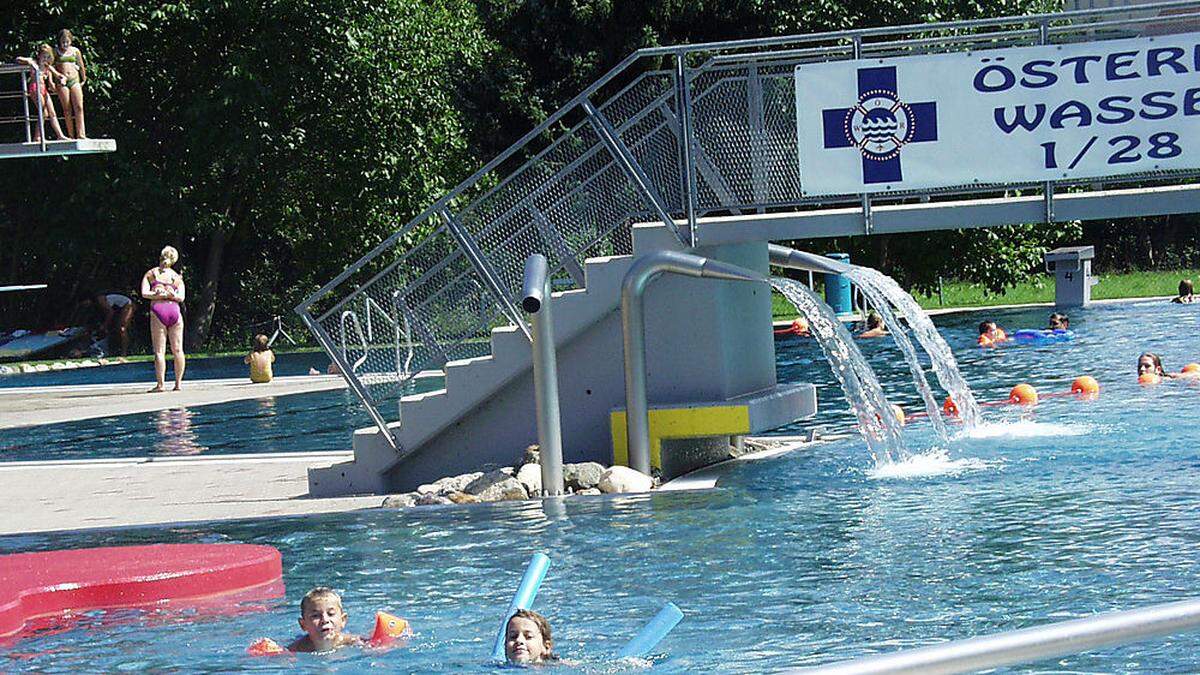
xmin=610 ymin=405 xmax=750 ymax=469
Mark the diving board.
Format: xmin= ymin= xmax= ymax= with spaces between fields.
xmin=0 ymin=138 xmax=116 ymax=159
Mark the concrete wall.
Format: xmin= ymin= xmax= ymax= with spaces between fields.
xmin=379 ymin=236 xmax=777 ymax=492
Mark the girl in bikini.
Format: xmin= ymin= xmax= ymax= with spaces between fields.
xmin=141 ymin=246 xmax=187 ymax=392
xmin=15 ymin=45 xmax=68 ymax=142
xmin=53 ymin=29 xmax=87 ymax=139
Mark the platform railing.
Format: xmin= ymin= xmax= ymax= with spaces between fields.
xmin=297 ymin=1 xmax=1200 ymax=448
xmin=791 ymin=598 xmax=1200 ymax=674
xmin=0 ymin=63 xmax=46 ymax=151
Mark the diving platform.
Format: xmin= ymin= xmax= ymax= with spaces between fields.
xmin=0 ymin=138 xmax=116 ymax=160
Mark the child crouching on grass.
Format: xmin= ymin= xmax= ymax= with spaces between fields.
xmin=245 ymin=333 xmax=275 ymax=383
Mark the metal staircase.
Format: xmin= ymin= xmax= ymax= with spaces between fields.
xmin=298 ymin=2 xmax=1200 ymax=496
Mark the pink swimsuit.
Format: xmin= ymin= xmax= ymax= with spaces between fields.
xmin=150 ymin=279 xmax=181 ymax=327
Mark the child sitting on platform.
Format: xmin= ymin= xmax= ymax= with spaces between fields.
xmin=505 ymin=609 xmax=559 ymax=665
xmin=244 ymin=334 xmax=275 ymax=384
xmin=288 ymin=587 xmax=364 ymax=653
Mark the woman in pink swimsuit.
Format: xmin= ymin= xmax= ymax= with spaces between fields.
xmin=140 ymin=246 xmax=186 ymax=392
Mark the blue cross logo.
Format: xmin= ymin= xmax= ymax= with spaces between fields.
xmin=821 ymin=67 xmax=938 ymax=185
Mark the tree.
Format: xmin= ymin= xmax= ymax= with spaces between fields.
xmin=0 ymin=0 xmax=493 ymax=349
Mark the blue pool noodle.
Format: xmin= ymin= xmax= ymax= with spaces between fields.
xmin=491 ymin=552 xmax=551 ymax=662
xmin=617 ymin=602 xmax=684 ymax=659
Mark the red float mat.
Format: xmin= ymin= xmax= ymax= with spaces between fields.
xmin=0 ymin=543 xmax=284 ymax=639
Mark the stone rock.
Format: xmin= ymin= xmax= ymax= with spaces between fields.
xmin=34 ymin=364 xmax=49 ymax=372
xmin=519 ymin=444 xmax=540 ymax=467
xmin=381 ymin=493 xmax=418 ymax=508
xmin=417 ymin=471 xmax=482 ymax=495
xmin=446 ymin=491 xmax=480 ymax=504
xmin=598 ymin=466 xmax=654 ymax=494
xmin=516 ymin=463 xmax=542 ymax=497
xmin=577 ymin=487 xmax=602 ymax=496
xmin=465 ymin=469 xmax=528 ymax=502
xmin=416 ymin=493 xmax=454 ymax=506
xmin=564 ymin=462 xmax=605 ymax=491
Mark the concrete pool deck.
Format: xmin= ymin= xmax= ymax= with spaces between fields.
xmin=0 ymin=451 xmax=380 ymax=534
xmin=0 ymin=374 xmax=348 ymax=430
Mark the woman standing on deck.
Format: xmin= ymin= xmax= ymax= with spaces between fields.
xmin=53 ymin=29 xmax=86 ymax=139
xmin=141 ymin=246 xmax=186 ymax=392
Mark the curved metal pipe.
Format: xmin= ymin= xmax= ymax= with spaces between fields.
xmin=522 ymin=254 xmax=564 ymax=496
xmin=621 ymin=251 xmax=765 ymax=474
xmin=768 ymin=244 xmax=852 ymax=275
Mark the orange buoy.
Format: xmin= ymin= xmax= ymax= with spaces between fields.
xmin=1139 ymin=372 xmax=1162 ymax=386
xmin=1183 ymin=363 xmax=1200 ymax=374
xmin=890 ymin=404 xmax=906 ymax=427
xmin=1009 ymin=383 xmax=1038 ymax=405
xmin=1070 ymin=376 xmax=1100 ymax=397
xmin=368 ymin=611 xmax=411 ymax=646
xmin=247 ymin=637 xmax=287 ymax=656
xmin=942 ymin=396 xmax=958 ymax=417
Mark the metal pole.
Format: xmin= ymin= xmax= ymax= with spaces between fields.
xmin=33 ymin=65 xmax=45 ymax=151
xmin=522 ymin=254 xmax=565 ymax=496
xmin=20 ymin=70 xmax=31 ymax=143
xmin=582 ymin=100 xmax=685 ymax=243
xmin=620 ymin=251 xmax=765 ymax=474
xmin=674 ymin=54 xmax=698 ymax=246
xmin=791 ymin=598 xmax=1200 ymax=675
xmin=440 ymin=208 xmax=532 ymax=341
xmin=300 ymin=311 xmax=400 ymax=452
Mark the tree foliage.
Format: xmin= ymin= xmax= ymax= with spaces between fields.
xmin=0 ymin=0 xmax=1189 ymax=350
xmin=0 ymin=0 xmax=492 ymax=348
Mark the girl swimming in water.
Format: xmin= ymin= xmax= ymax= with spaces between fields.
xmin=141 ymin=246 xmax=186 ymax=392
xmin=53 ymin=29 xmax=87 ymax=139
xmin=505 ymin=609 xmax=559 ymax=665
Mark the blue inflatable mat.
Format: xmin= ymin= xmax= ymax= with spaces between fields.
xmin=1012 ymin=328 xmax=1075 ymax=343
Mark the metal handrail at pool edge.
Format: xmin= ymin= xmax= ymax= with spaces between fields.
xmin=791 ymin=598 xmax=1200 ymax=675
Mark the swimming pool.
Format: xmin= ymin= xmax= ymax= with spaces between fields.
xmin=0 ymin=351 xmax=330 ymax=388
xmin=3 ymin=298 xmax=1200 ymax=670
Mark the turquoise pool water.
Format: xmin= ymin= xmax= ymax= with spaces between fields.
xmin=0 ymin=351 xmax=330 ymax=388
xmin=3 ymin=299 xmax=1200 ymax=671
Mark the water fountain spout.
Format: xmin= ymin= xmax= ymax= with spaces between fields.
xmin=768 ymin=244 xmax=851 ymax=276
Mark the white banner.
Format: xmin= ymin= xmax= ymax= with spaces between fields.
xmin=794 ymin=32 xmax=1200 ymax=196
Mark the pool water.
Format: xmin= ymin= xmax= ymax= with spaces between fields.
xmin=0 ymin=351 xmax=331 ymax=388
xmin=0 ymin=389 xmax=371 ymax=460
xmin=1 ymin=299 xmax=1199 ymax=670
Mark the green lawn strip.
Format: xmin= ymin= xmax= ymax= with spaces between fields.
xmin=771 ymin=268 xmax=1199 ymax=318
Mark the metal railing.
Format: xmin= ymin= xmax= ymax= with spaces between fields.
xmin=0 ymin=63 xmax=47 ymax=150
xmin=296 ymin=1 xmax=1200 ymax=448
xmin=792 ymin=598 xmax=1200 ymax=674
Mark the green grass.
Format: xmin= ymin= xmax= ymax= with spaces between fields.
xmin=771 ymin=268 xmax=1199 ymax=318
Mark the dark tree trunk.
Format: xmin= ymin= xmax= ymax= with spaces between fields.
xmin=186 ymin=228 xmax=227 ymax=350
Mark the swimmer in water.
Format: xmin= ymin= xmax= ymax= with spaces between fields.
xmin=288 ymin=587 xmax=364 ymax=653
xmin=1048 ymin=312 xmax=1070 ymax=330
xmin=1172 ymin=279 xmax=1194 ymax=304
xmin=1137 ymin=352 xmax=1176 ymax=380
xmin=858 ymin=310 xmax=887 ymax=339
xmin=505 ymin=609 xmax=559 ymax=665
xmin=977 ymin=320 xmax=1008 ymax=346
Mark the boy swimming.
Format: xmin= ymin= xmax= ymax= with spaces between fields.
xmin=288 ymin=587 xmax=364 ymax=653
xmin=505 ymin=609 xmax=558 ymax=665
xmin=977 ymin=321 xmax=1008 ymax=346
